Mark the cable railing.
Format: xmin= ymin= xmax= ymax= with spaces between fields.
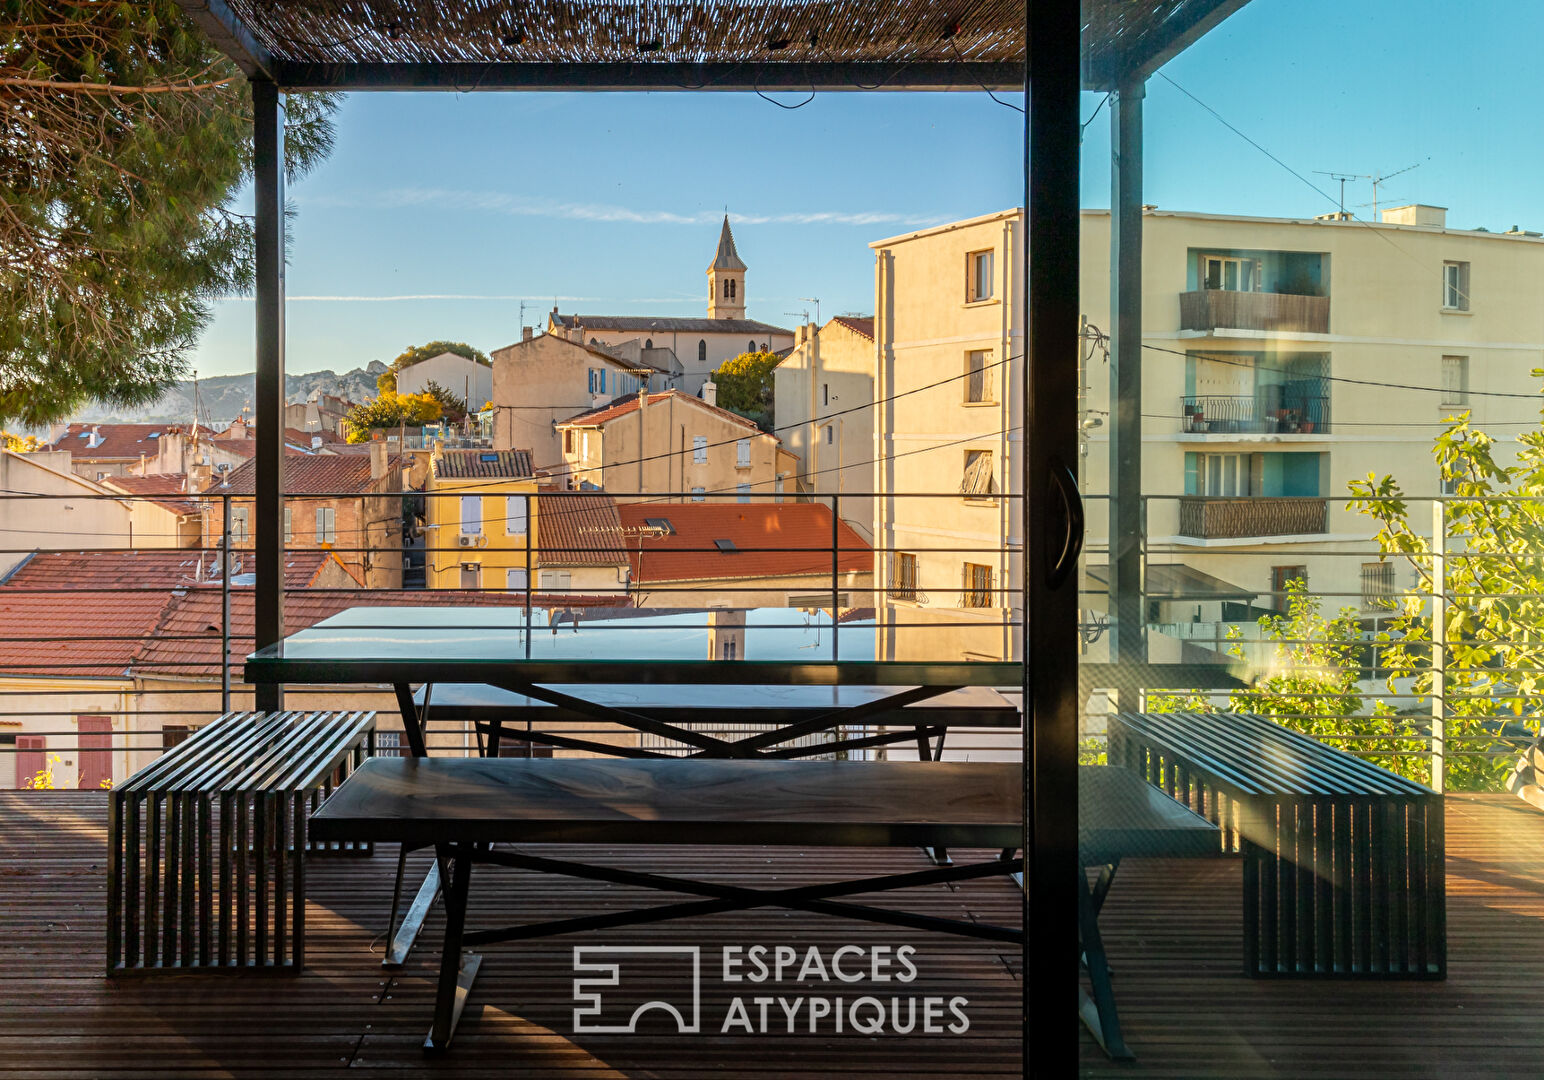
xmin=0 ymin=486 xmax=1027 ymax=790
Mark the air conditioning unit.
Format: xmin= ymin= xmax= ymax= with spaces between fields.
xmin=458 ymin=534 xmax=476 ymax=547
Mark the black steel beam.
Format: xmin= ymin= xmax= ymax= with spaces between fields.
xmin=176 ymin=0 xmax=276 ymax=81
xmin=1025 ymin=0 xmax=1082 ymax=1075
xmin=252 ymin=81 xmax=285 ymax=713
xmin=271 ymin=59 xmax=1025 ymax=92
xmin=1108 ymin=79 xmax=1145 ymax=684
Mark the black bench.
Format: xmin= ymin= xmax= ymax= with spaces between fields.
xmin=312 ymin=757 xmax=1023 ymax=1053
xmin=1110 ymin=711 xmax=1444 ymax=978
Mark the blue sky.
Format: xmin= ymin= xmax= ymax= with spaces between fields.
xmin=191 ymin=0 xmax=1543 ymax=378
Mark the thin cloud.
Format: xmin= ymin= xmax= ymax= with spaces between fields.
xmin=302 ymin=189 xmax=948 ymax=229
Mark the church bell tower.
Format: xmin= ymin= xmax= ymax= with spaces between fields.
xmin=706 ymin=215 xmax=747 ymax=320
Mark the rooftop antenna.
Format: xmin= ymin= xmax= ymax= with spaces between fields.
xmin=1313 ymin=171 xmax=1367 ymax=216
xmin=798 ymin=297 xmax=821 ymax=326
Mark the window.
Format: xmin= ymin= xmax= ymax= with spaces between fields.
xmin=961 ymin=449 xmax=997 ymax=500
xmin=315 ymin=506 xmax=336 ymax=544
xmin=1192 ymin=452 xmax=1254 ymax=497
xmin=963 ymin=562 xmax=994 ymax=608
xmin=737 ymin=483 xmax=751 ymax=503
xmin=161 ymin=725 xmax=193 ymax=751
xmin=283 ymin=507 xmax=292 ymax=544
xmin=1271 ymin=565 xmax=1307 ymax=611
xmin=736 ymin=438 xmax=751 ymax=467
xmin=889 ymin=552 xmax=919 ymax=601
xmin=775 ymin=474 xmax=785 ymax=502
xmin=1362 ymin=561 xmax=1397 ymax=611
xmin=581 ymin=431 xmax=591 ymax=459
xmin=825 ymin=426 xmax=834 ymax=445
xmin=645 ymin=338 xmax=653 ymax=349
xmin=693 ymin=435 xmax=708 ymax=464
xmin=1441 ymin=355 xmax=1470 ymax=407
xmin=965 ymin=349 xmax=993 ymax=403
xmin=1443 ymin=260 xmax=1470 ymax=310
xmin=230 ymin=506 xmax=249 ymax=542
xmin=691 ymin=487 xmax=705 ymax=501
xmin=587 ymin=368 xmax=597 ymax=393
xmin=1201 ymin=254 xmax=1262 ymax=292
xmin=373 ymin=732 xmax=402 ymax=758
xmin=822 ymin=383 xmax=829 ymax=406
xmin=1440 ymin=466 xmax=1461 ymax=496
xmin=539 ymin=569 xmax=571 ymax=591
xmin=748 ymin=338 xmax=756 ymax=351
xmin=459 ymin=564 xmax=480 ymax=590
xmin=966 ymin=249 xmax=994 ymax=302
xmin=698 ymin=340 xmax=707 ymax=365
xmin=721 ymin=638 xmax=738 ymax=660
xmin=714 ymin=538 xmax=737 ymax=551
xmin=460 ymin=495 xmax=482 ymax=535
xmin=506 ymin=567 xmax=528 ymax=591
xmin=564 ymin=429 xmax=575 ymax=453
xmin=506 ymin=495 xmax=528 ymax=535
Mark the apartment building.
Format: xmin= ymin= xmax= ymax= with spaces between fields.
xmin=869 ymin=204 xmax=1544 ymax=660
xmin=554 ymin=389 xmax=797 ymax=503
xmin=772 ymin=315 xmax=877 ymax=540
xmin=207 ymin=443 xmax=405 ymax=588
xmin=424 ymin=447 xmax=541 ymax=591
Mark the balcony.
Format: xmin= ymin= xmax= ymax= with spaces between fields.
xmin=1180 ymin=289 xmax=1330 ymax=335
xmin=1181 ymin=394 xmax=1330 ymax=434
xmin=1178 ymin=495 xmax=1328 ymax=539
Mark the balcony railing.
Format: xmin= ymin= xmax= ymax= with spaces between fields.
xmin=1177 ymin=495 xmax=1328 ymax=539
xmin=1180 ymin=289 xmax=1330 ymax=334
xmin=1181 ymin=394 xmax=1330 ymax=434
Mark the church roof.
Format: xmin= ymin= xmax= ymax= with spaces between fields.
xmin=549 ymin=313 xmax=790 ymax=336
xmin=708 ymin=215 xmax=747 ymax=273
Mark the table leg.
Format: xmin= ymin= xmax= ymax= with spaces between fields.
xmin=424 ymin=845 xmax=479 ymax=1055
xmin=384 ymin=857 xmax=441 ymax=969
xmin=393 ymin=683 xmax=428 ymax=759
xmin=1077 ymin=866 xmax=1132 ymax=1060
xmin=917 ymin=726 xmax=953 ymax=866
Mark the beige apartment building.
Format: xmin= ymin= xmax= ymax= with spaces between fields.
xmin=489 ymin=330 xmax=660 ymax=471
xmin=554 ymin=389 xmax=797 ymax=503
xmin=869 ymin=204 xmax=1544 ymax=663
xmin=773 ymin=315 xmax=877 ymax=540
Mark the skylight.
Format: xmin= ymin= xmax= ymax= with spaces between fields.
xmin=714 ymin=538 xmax=737 ymax=552
xmin=644 ymin=517 xmax=676 ymax=534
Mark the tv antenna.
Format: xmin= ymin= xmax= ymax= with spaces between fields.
xmin=1367 ymin=162 xmax=1423 ymax=218
xmin=1313 ymin=171 xmax=1366 ymax=216
xmin=798 ymin=297 xmax=821 ymax=326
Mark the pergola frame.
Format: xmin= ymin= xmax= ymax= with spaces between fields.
xmin=178 ymin=1 xmax=1251 ymax=1072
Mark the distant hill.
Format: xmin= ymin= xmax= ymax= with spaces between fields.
xmin=67 ymin=362 xmax=388 ymax=425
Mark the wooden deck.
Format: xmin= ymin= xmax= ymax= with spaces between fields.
xmin=1 ymin=793 xmax=1541 ymax=1078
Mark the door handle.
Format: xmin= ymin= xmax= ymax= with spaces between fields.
xmin=1045 ymin=461 xmax=1085 ymax=590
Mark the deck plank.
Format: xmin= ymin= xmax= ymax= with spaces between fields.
xmin=3 ymin=793 xmax=1543 ymax=1077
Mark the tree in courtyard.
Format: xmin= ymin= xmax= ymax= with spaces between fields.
xmin=711 ymin=350 xmax=781 ymax=424
xmin=342 ymin=391 xmax=442 ymax=443
xmin=424 ymin=380 xmax=467 ymax=423
xmin=1347 ymin=385 xmax=1544 ymax=790
xmin=1 ymin=2 xmax=338 ymax=426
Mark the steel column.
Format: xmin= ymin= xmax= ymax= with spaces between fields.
xmin=1108 ymin=78 xmax=1146 ymax=686
xmin=1025 ymin=0 xmax=1084 ymax=1074
xmin=252 ymin=81 xmax=286 ymax=712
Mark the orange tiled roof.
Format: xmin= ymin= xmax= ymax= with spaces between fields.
xmin=617 ymin=502 xmax=870 ymax=584
xmin=44 ymin=424 xmax=168 ymax=461
xmin=433 ymin=449 xmax=536 ymax=480
xmin=101 ymin=474 xmax=198 ymax=516
xmin=214 ymin=453 xmax=401 ymax=496
xmin=0 ymin=590 xmax=177 ymax=679
xmin=830 ymin=315 xmax=875 ymax=340
xmin=534 ymin=492 xmax=626 ymax=567
xmin=0 ymin=549 xmax=337 ymax=591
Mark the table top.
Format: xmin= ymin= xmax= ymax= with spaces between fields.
xmin=415 ymin=682 xmax=1020 ymax=726
xmin=245 ymin=606 xmax=1023 ymax=688
xmin=308 ymin=757 xmax=1024 ymax=849
xmin=1078 ymin=766 xmax=1221 ymax=865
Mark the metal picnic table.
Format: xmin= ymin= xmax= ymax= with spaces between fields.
xmin=244 ymin=605 xmax=1022 ymax=964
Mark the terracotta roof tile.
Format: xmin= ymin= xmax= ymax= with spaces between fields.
xmin=433 ymin=449 xmax=535 ymax=480
xmin=0 ymin=590 xmax=176 ymax=678
xmin=43 ymin=424 xmax=170 ymax=461
xmin=550 ymin=313 xmax=788 ymax=336
xmin=101 ymin=473 xmax=198 ymax=516
xmin=0 ymin=549 xmax=335 ymax=590
xmin=215 ymin=454 xmax=401 ymax=495
xmin=830 ymin=315 xmax=875 ymax=340
xmin=617 ymin=503 xmax=870 ymax=584
xmin=534 ymin=493 xmax=626 ymax=567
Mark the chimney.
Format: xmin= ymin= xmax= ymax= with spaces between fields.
xmin=702 ymin=381 xmax=718 ymax=406
xmin=89 ymin=425 xmax=102 ymax=449
xmin=189 ymin=461 xmax=212 ymax=492
xmin=639 ymin=390 xmax=649 ymax=411
xmin=311 ymin=435 xmax=323 ymax=449
xmin=370 ymin=439 xmax=388 ymax=481
xmin=522 ymin=326 xmax=534 ymax=342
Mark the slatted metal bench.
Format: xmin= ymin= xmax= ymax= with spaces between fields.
xmin=1109 ymin=711 xmax=1444 ymax=979
xmin=107 ymin=709 xmax=376 ymax=975
xmin=310 ymin=757 xmax=1024 ymax=1054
